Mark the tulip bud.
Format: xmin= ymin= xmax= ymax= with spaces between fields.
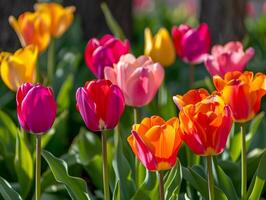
xmin=127 ymin=116 xmax=182 ymax=171
xmin=205 ymin=41 xmax=255 ymax=77
xmin=213 ymin=71 xmax=266 ymax=122
xmin=174 ymin=90 xmax=233 ymax=156
xmin=9 ymin=11 xmax=51 ymax=52
xmin=16 ymin=83 xmax=57 ymax=134
xmin=76 ymin=79 xmax=125 ymax=132
xmin=84 ymin=35 xmax=130 ymax=79
xmin=34 ymin=2 xmax=75 ymax=38
xmin=172 ymin=23 xmax=211 ymax=64
xmin=144 ymin=27 xmax=176 ymax=67
xmin=0 ymin=45 xmax=38 ymax=91
xmin=104 ymin=54 xmax=164 ymax=107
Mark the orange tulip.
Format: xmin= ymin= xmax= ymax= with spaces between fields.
xmin=34 ymin=2 xmax=75 ymax=38
xmin=175 ymin=90 xmax=233 ymax=156
xmin=213 ymin=71 xmax=266 ymax=122
xmin=127 ymin=116 xmax=182 ymax=171
xmin=9 ymin=11 xmax=51 ymax=52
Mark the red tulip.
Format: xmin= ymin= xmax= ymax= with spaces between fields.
xmin=16 ymin=83 xmax=57 ymax=134
xmin=76 ymin=79 xmax=125 ymax=132
xmin=172 ymin=23 xmax=211 ymax=64
xmin=84 ymin=34 xmax=130 ymax=79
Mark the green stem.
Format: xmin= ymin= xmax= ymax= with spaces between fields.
xmin=189 ymin=64 xmax=194 ymax=88
xmin=47 ymin=39 xmax=54 ymax=85
xmin=101 ymin=130 xmax=110 ymax=200
xmin=159 ymin=171 xmax=165 ymax=200
xmin=241 ymin=125 xmax=247 ymax=200
xmin=133 ymin=107 xmax=140 ymax=185
xmin=35 ymin=135 xmax=41 ymax=200
xmin=207 ymin=156 xmax=214 ymax=200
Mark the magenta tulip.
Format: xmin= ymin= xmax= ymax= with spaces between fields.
xmin=204 ymin=41 xmax=255 ymax=77
xmin=84 ymin=34 xmax=130 ymax=79
xmin=104 ymin=54 xmax=164 ymax=107
xmin=172 ymin=23 xmax=211 ymax=64
xmin=16 ymin=83 xmax=57 ymax=134
xmin=76 ymin=79 xmax=125 ymax=132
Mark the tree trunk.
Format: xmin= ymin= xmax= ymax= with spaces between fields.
xmin=64 ymin=0 xmax=132 ymax=40
xmin=0 ymin=0 xmax=132 ymax=51
xmin=0 ymin=0 xmax=35 ymax=51
xmin=200 ymin=0 xmax=247 ymax=44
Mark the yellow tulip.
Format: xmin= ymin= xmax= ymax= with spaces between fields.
xmin=144 ymin=27 xmax=176 ymax=67
xmin=9 ymin=11 xmax=51 ymax=52
xmin=35 ymin=2 xmax=75 ymax=38
xmin=0 ymin=45 xmax=38 ymax=91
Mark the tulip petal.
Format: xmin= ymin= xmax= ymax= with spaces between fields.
xmin=131 ymin=130 xmax=157 ymax=171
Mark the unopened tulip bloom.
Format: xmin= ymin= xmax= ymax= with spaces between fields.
xmin=213 ymin=71 xmax=266 ymax=122
xmin=176 ymin=91 xmax=233 ymax=156
xmin=84 ymin=34 xmax=130 ymax=79
xmin=104 ymin=54 xmax=164 ymax=107
xmin=76 ymin=79 xmax=125 ymax=132
xmin=9 ymin=11 xmax=51 ymax=52
xmin=172 ymin=23 xmax=211 ymax=64
xmin=205 ymin=41 xmax=255 ymax=77
xmin=127 ymin=116 xmax=182 ymax=171
xmin=34 ymin=2 xmax=75 ymax=38
xmin=16 ymin=83 xmax=57 ymax=134
xmin=0 ymin=45 xmax=38 ymax=91
xmin=144 ymin=27 xmax=176 ymax=66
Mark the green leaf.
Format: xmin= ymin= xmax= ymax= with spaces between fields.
xmin=246 ymin=112 xmax=265 ymax=150
xmin=100 ymin=2 xmax=125 ymax=39
xmin=112 ymin=180 xmax=120 ymax=200
xmin=248 ymin=150 xmax=266 ymax=200
xmin=112 ymin=132 xmax=135 ymax=199
xmin=182 ymin=166 xmax=228 ymax=200
xmin=42 ymin=150 xmax=91 ymax=200
xmin=56 ymin=75 xmax=73 ymax=113
xmin=14 ymin=131 xmax=33 ymax=199
xmin=164 ymin=160 xmax=182 ymax=200
xmin=132 ymin=170 xmax=159 ymax=200
xmin=230 ymin=113 xmax=264 ymax=161
xmin=0 ymin=176 xmax=22 ymax=200
xmin=213 ymin=158 xmax=238 ymax=200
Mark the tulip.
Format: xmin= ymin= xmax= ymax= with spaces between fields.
xmin=34 ymin=2 xmax=75 ymax=38
xmin=9 ymin=11 xmax=51 ymax=52
xmin=205 ymin=41 xmax=255 ymax=77
xmin=0 ymin=45 xmax=38 ymax=91
xmin=176 ymin=91 xmax=232 ymax=156
xmin=76 ymin=79 xmax=125 ymax=132
xmin=213 ymin=71 xmax=266 ymax=122
xmin=127 ymin=115 xmax=182 ymax=171
xmin=104 ymin=53 xmax=164 ymax=107
xmin=171 ymin=23 xmax=211 ymax=64
xmin=16 ymin=83 xmax=57 ymax=134
xmin=16 ymin=83 xmax=56 ymax=200
xmin=76 ymin=79 xmax=125 ymax=200
xmin=84 ymin=34 xmax=130 ymax=79
xmin=144 ymin=27 xmax=176 ymax=66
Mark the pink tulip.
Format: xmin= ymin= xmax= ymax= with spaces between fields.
xmin=16 ymin=83 xmax=57 ymax=134
xmin=104 ymin=54 xmax=164 ymax=107
xmin=204 ymin=41 xmax=255 ymax=77
xmin=172 ymin=23 xmax=211 ymax=64
xmin=76 ymin=79 xmax=125 ymax=132
xmin=84 ymin=34 xmax=130 ymax=79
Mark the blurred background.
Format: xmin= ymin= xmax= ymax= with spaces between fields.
xmin=0 ymin=0 xmax=266 ymax=199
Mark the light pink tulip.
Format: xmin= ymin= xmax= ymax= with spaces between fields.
xmin=104 ymin=54 xmax=164 ymax=107
xmin=205 ymin=41 xmax=255 ymax=77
